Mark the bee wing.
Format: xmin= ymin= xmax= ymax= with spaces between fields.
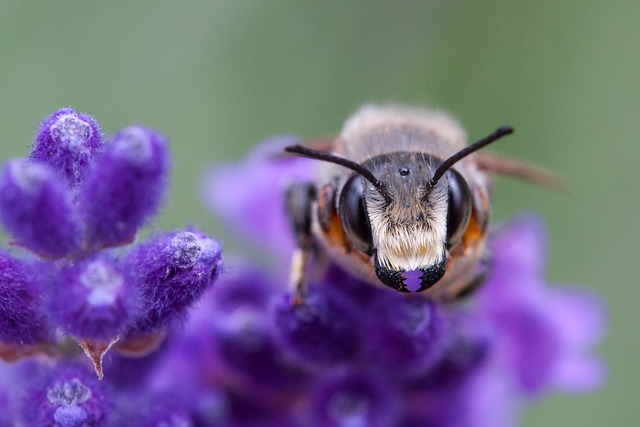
xmin=475 ymin=152 xmax=565 ymax=190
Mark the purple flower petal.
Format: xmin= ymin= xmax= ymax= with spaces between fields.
xmin=207 ymin=262 xmax=280 ymax=312
xmin=483 ymin=214 xmax=548 ymax=299
xmin=546 ymin=289 xmax=607 ymax=391
xmin=478 ymin=215 xmax=606 ymax=394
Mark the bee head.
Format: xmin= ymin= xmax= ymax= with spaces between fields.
xmin=284 ymin=126 xmax=513 ymax=292
xmin=338 ymin=153 xmax=472 ymax=292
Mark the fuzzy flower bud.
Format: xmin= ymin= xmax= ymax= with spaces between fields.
xmin=20 ymin=364 xmax=109 ymax=426
xmin=420 ymin=311 xmax=493 ymax=388
xmin=44 ymin=255 xmax=137 ymax=341
xmin=307 ymin=369 xmax=400 ymax=427
xmin=0 ymin=250 xmax=50 ymax=345
xmin=30 ymin=108 xmax=104 ymax=187
xmin=273 ymin=286 xmax=360 ymax=367
xmin=126 ymin=230 xmax=223 ymax=335
xmin=213 ymin=306 xmax=305 ymax=392
xmin=0 ymin=159 xmax=82 ymax=257
xmin=208 ymin=267 xmax=279 ymax=311
xmin=81 ymin=126 xmax=169 ymax=249
xmin=363 ymin=293 xmax=449 ymax=377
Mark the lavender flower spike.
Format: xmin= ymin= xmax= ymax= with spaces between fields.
xmin=30 ymin=108 xmax=104 ymax=187
xmin=0 ymin=159 xmax=82 ymax=258
xmin=0 ymin=109 xmax=227 ymax=378
xmin=81 ymin=125 xmax=169 ymax=249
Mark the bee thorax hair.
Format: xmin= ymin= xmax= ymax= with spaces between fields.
xmin=340 ymin=104 xmax=467 ymax=160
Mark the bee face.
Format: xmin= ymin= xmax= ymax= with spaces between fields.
xmin=285 ymin=105 xmax=514 ymax=299
xmin=337 ymin=152 xmax=473 ymax=292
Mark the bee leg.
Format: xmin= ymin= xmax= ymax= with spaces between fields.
xmin=285 ymin=182 xmax=317 ymax=304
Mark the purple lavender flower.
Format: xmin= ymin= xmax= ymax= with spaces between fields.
xmin=273 ymin=285 xmax=361 ymax=367
xmin=0 ymin=110 xmax=222 ymax=384
xmin=212 ymin=304 xmax=307 ymax=395
xmin=476 ymin=216 xmax=606 ymax=395
xmin=307 ymin=368 xmax=401 ymax=427
xmin=30 ymin=108 xmax=104 ymax=187
xmin=19 ymin=363 xmax=110 ymax=426
xmin=362 ymin=292 xmax=449 ymax=378
xmin=125 ymin=229 xmax=223 ymax=336
xmin=44 ymin=254 xmax=138 ymax=342
xmin=81 ymin=126 xmax=169 ymax=249
xmin=0 ymin=159 xmax=82 ymax=257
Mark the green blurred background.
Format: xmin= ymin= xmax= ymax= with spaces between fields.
xmin=0 ymin=1 xmax=637 ymax=425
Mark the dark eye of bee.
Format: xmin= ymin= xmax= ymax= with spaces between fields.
xmin=446 ymin=169 xmax=472 ymax=247
xmin=339 ymin=174 xmax=373 ymax=254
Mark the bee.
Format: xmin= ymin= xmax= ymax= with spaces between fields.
xmin=284 ymin=104 xmax=556 ymax=300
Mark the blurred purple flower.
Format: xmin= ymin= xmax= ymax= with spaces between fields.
xmin=307 ymin=368 xmax=401 ymax=427
xmin=149 ymin=209 xmax=602 ymax=426
xmin=477 ymin=216 xmax=606 ymax=394
xmin=19 ymin=362 xmax=111 ymax=426
xmin=202 ymin=135 xmax=315 ymax=275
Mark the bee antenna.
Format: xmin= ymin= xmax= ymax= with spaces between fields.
xmin=428 ymin=126 xmax=514 ymax=188
xmin=285 ymin=144 xmax=392 ymax=203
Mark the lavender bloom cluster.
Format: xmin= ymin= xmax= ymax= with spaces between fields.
xmin=0 ymin=110 xmax=222 ymax=424
xmin=0 ymin=119 xmax=604 ymax=426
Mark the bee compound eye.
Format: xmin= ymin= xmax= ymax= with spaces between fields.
xmin=339 ymin=174 xmax=373 ymax=254
xmin=446 ymin=169 xmax=472 ymax=247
